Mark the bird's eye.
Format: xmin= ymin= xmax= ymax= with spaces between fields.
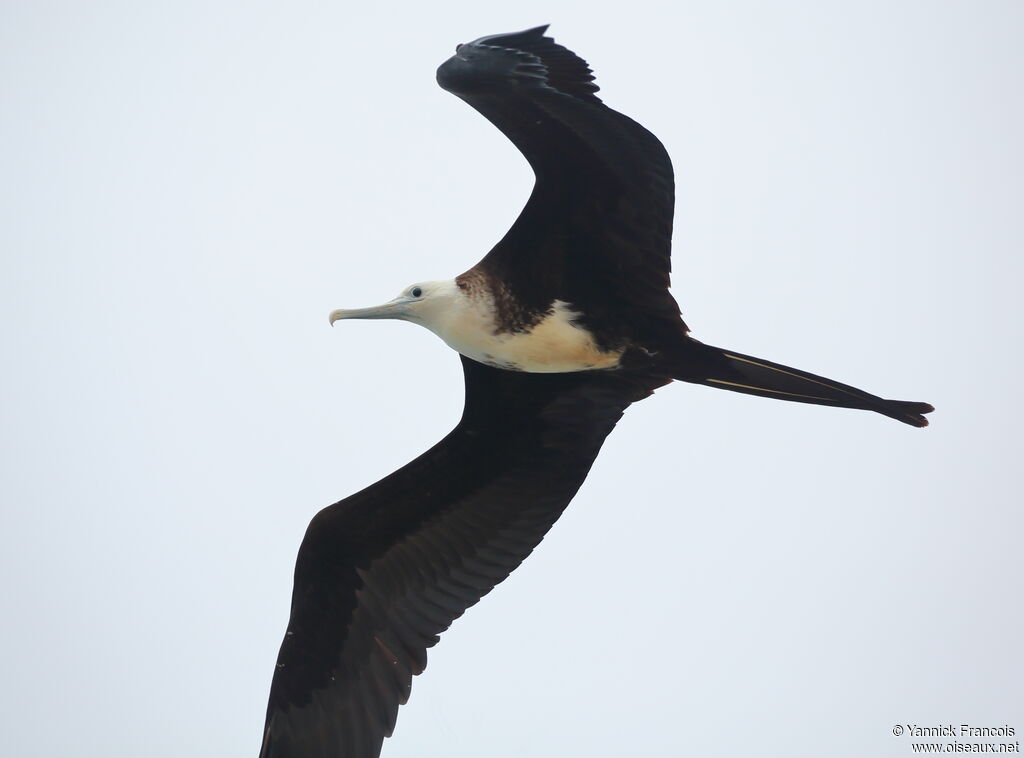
xmin=411 ymin=287 xmax=423 ymax=298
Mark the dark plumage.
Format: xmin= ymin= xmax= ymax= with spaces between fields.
xmin=260 ymin=25 xmax=932 ymax=758
xmin=441 ymin=26 xmax=681 ymax=351
xmin=261 ymin=360 xmax=665 ymax=757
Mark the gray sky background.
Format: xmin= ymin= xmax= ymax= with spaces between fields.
xmin=2 ymin=2 xmax=1022 ymax=757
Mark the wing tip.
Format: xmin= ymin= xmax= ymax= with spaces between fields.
xmin=438 ymin=24 xmax=602 ymax=103
xmin=467 ymin=24 xmax=551 ymax=48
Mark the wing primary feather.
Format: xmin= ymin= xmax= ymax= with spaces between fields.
xmin=437 ymin=26 xmax=683 ymax=344
xmin=261 ymin=358 xmax=664 ymax=757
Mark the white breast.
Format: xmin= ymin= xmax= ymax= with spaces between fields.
xmin=425 ymin=287 xmax=622 ymax=373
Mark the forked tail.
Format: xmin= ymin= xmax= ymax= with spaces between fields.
xmin=669 ymin=342 xmax=933 ymax=427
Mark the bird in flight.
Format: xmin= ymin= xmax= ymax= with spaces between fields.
xmin=259 ymin=25 xmax=932 ymax=758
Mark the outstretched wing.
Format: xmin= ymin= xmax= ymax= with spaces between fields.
xmin=260 ymin=357 xmax=666 ymax=758
xmin=436 ymin=26 xmax=684 ymax=340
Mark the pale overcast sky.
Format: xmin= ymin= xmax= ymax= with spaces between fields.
xmin=2 ymin=2 xmax=1022 ymax=757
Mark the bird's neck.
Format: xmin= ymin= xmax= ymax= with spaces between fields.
xmin=421 ymin=272 xmax=623 ymax=373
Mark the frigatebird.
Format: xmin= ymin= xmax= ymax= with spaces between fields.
xmin=260 ymin=25 xmax=932 ymax=758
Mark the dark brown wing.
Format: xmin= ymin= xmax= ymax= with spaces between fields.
xmin=260 ymin=357 xmax=667 ymax=758
xmin=436 ymin=26 xmax=684 ymax=344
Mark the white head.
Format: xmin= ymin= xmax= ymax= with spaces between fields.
xmin=328 ymin=279 xmax=464 ymax=333
xmin=329 ymin=276 xmax=621 ymax=373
